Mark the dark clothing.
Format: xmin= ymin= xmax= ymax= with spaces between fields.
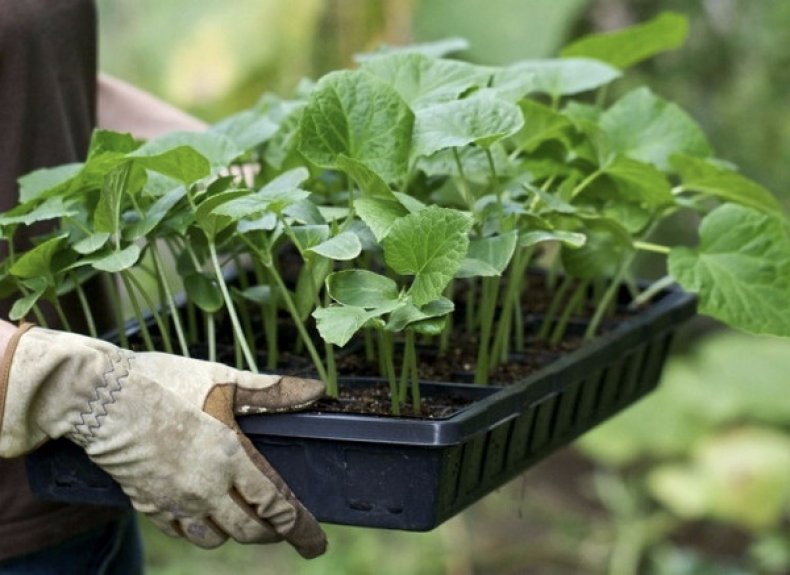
xmin=0 ymin=0 xmax=123 ymax=562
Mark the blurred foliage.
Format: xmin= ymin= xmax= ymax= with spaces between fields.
xmin=94 ymin=1 xmax=789 ymax=572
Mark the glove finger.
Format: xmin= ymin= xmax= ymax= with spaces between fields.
xmin=210 ymin=487 xmax=283 ymax=545
xmin=232 ymin=435 xmax=327 ymax=559
xmin=145 ymin=510 xmax=229 ymax=549
xmin=233 ymin=374 xmax=325 ymax=414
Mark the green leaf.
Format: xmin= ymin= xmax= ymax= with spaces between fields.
xmin=124 ymin=186 xmax=187 ymax=240
xmin=308 ymin=231 xmax=362 ymax=261
xmin=72 ymin=232 xmax=111 ymax=255
xmin=195 ymin=189 xmax=250 ymax=240
xmin=129 ymin=145 xmax=211 ymax=185
xmin=210 ymin=109 xmax=279 ymax=151
xmin=90 ymin=244 xmax=142 ymax=273
xmin=354 ymin=37 xmax=469 ymax=62
xmin=603 ymin=156 xmax=675 ymax=208
xmin=412 ymin=94 xmax=524 ymax=158
xmin=599 ymin=87 xmax=712 ymax=170
xmin=18 ymin=163 xmax=82 ymax=203
xmin=561 ymin=218 xmax=633 ymax=279
xmin=298 ymin=70 xmax=414 ymax=182
xmin=184 ymin=272 xmax=223 ymax=313
xmin=671 ymin=154 xmax=782 ymax=215
xmin=360 ymin=53 xmax=491 ymax=109
xmin=132 ymin=131 xmax=240 ymax=170
xmin=512 ymin=100 xmax=572 ymax=152
xmin=455 ymin=231 xmax=518 ymax=278
xmin=312 ymin=305 xmax=383 ymax=347
xmin=290 ymin=225 xmax=330 ymax=252
xmin=327 ymin=270 xmax=400 ymax=308
xmin=386 ymin=297 xmax=454 ymax=332
xmin=495 ymin=58 xmax=621 ymax=98
xmin=9 ymin=287 xmax=46 ymax=321
xmin=237 ymin=285 xmax=273 ymax=305
xmin=283 ymin=199 xmax=325 ymax=225
xmin=519 ymin=229 xmax=586 ymax=248
xmin=561 ymin=12 xmax=689 ymax=69
xmin=94 ymin=162 xmax=132 ymax=235
xmin=9 ymin=235 xmax=67 ymax=279
xmin=0 ymin=197 xmax=78 ymax=226
xmin=383 ymin=206 xmax=473 ymax=306
xmin=668 ymin=204 xmax=790 ymax=336
xmin=87 ymin=130 xmax=141 ymax=158
xmin=214 ymin=168 xmax=311 ymax=219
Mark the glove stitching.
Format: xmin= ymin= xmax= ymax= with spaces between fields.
xmin=70 ymin=349 xmax=133 ymax=446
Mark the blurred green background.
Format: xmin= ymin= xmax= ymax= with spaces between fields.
xmin=95 ymin=1 xmax=790 ymax=573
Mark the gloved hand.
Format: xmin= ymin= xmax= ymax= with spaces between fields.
xmin=0 ymin=323 xmax=327 ymax=558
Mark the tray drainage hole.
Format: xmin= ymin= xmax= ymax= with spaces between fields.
xmin=386 ymin=506 xmax=404 ymax=515
xmin=348 ymin=500 xmax=373 ymax=512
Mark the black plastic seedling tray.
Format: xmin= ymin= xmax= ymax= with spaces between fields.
xmin=26 ymin=288 xmax=696 ymax=530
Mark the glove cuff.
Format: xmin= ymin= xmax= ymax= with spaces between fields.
xmin=0 ymin=322 xmax=36 ymax=440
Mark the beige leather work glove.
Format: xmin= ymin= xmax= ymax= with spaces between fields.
xmin=0 ymin=324 xmax=327 ymax=558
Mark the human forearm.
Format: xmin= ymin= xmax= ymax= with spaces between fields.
xmin=97 ymin=73 xmax=207 ymax=139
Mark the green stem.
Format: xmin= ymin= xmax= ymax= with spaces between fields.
xmin=266 ymin=262 xmax=330 ymax=390
xmin=52 ymin=296 xmax=73 ymax=333
xmin=149 ymin=242 xmax=190 ymax=357
xmin=378 ymin=331 xmax=399 ymax=416
xmin=209 ymin=243 xmax=259 ymax=373
xmin=407 ymin=329 xmax=420 ymax=414
xmin=474 ymin=277 xmax=500 ymax=385
xmin=71 ymin=272 xmax=98 ymax=338
xmin=124 ymin=270 xmax=173 ymax=354
xmin=207 ymin=312 xmax=216 ymax=363
xmin=537 ymin=275 xmax=573 ymax=341
xmin=490 ymin=247 xmax=532 ymax=364
xmin=120 ymin=272 xmax=155 ymax=351
xmin=585 ymin=258 xmax=633 ymax=340
xmin=104 ymin=275 xmax=128 ymax=348
xmin=629 ymin=274 xmax=675 ymax=310
xmin=569 ymin=169 xmax=603 ymax=199
xmin=452 ymin=148 xmax=475 ymax=209
xmin=550 ymin=280 xmax=589 ymax=346
xmin=633 ymin=240 xmax=671 ymax=255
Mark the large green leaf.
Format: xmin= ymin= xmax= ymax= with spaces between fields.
xmin=312 ymin=305 xmax=383 ymax=347
xmin=519 ymin=229 xmax=586 ymax=248
xmin=383 ymin=206 xmax=472 ymax=306
xmin=512 ymin=100 xmax=572 ymax=152
xmin=561 ymin=12 xmax=689 ymax=69
xmin=132 ymin=131 xmax=240 ymax=170
xmin=213 ymin=169 xmax=310 ymax=220
xmin=9 ymin=235 xmax=67 ymax=279
xmin=308 ymin=231 xmax=362 ymax=261
xmin=210 ymin=109 xmax=279 ymax=152
xmin=360 ymin=52 xmax=491 ymax=109
xmin=124 ymin=186 xmax=187 ymax=240
xmin=17 ymin=163 xmax=83 ymax=204
xmin=9 ymin=286 xmax=47 ymax=322
xmin=671 ymin=154 xmax=782 ymax=215
xmin=0 ymin=197 xmax=78 ymax=226
xmin=129 ymin=145 xmax=211 ymax=185
xmin=195 ymin=189 xmax=250 ymax=240
xmin=494 ymin=58 xmax=621 ymax=98
xmin=94 ymin=162 xmax=132 ymax=235
xmin=327 ymin=270 xmax=400 ymax=308
xmin=669 ymin=204 xmax=790 ymax=336
xmin=337 ymin=155 xmax=409 ymax=240
xmin=599 ymin=87 xmax=712 ymax=170
xmin=184 ymin=272 xmax=224 ymax=313
xmin=298 ymin=70 xmax=414 ymax=182
xmin=354 ymin=37 xmax=469 ymax=62
xmin=386 ymin=297 xmax=454 ymax=332
xmin=562 ymin=217 xmax=633 ymax=279
xmin=412 ymin=94 xmax=524 ymax=158
xmin=602 ymin=156 xmax=675 ymax=208
xmin=455 ymin=231 xmax=518 ymax=278
xmin=90 ymin=244 xmax=142 ymax=273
